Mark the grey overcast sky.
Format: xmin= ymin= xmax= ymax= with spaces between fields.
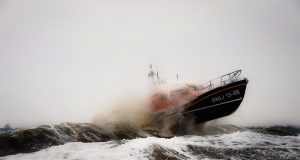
xmin=0 ymin=0 xmax=300 ymax=127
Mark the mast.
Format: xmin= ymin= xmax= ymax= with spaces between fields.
xmin=148 ymin=64 xmax=155 ymax=85
xmin=148 ymin=64 xmax=165 ymax=86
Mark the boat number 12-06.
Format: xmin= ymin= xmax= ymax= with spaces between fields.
xmin=211 ymin=89 xmax=240 ymax=103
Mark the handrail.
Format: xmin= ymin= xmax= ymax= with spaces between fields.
xmin=198 ymin=70 xmax=242 ymax=91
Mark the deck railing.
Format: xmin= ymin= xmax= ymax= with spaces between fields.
xmin=199 ymin=70 xmax=242 ymax=91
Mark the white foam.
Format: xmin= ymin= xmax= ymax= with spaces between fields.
xmin=1 ymin=131 xmax=299 ymax=160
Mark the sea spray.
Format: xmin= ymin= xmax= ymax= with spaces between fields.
xmin=91 ymin=85 xmax=204 ymax=136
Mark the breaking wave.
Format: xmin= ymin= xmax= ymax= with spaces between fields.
xmin=1 ymin=130 xmax=299 ymax=160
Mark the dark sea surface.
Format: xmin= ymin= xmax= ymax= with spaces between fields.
xmin=0 ymin=123 xmax=299 ymax=160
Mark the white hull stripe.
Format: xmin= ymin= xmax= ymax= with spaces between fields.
xmin=183 ymin=98 xmax=243 ymax=114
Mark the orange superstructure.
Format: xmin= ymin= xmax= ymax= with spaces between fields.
xmin=151 ymin=85 xmax=205 ymax=112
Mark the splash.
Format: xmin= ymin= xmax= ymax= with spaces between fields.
xmin=92 ymin=83 xmax=207 ymax=136
xmin=92 ymin=93 xmax=153 ymax=131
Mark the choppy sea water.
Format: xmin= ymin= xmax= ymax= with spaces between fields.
xmin=1 ymin=130 xmax=299 ymax=160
